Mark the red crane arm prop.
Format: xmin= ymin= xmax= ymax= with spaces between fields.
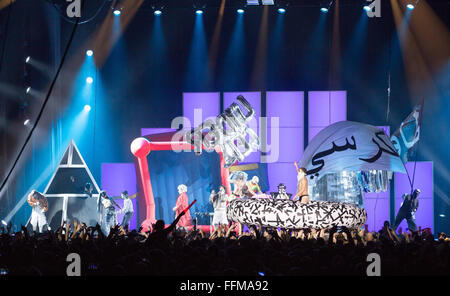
xmin=131 ymin=137 xmax=231 ymax=232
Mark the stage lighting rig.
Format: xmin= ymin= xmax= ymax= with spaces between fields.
xmin=147 ymin=0 xmax=165 ymax=15
xmin=276 ymin=0 xmax=289 ymax=13
xmin=192 ymin=0 xmax=207 ymax=10
xmin=246 ymin=0 xmax=275 ymax=5
xmin=320 ymin=0 xmax=333 ymax=13
xmin=232 ymin=0 xmax=247 ymax=13
xmin=111 ymin=0 xmax=123 ymax=15
xmin=406 ymin=0 xmax=419 ymax=10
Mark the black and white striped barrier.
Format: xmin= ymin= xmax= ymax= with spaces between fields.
xmin=227 ymin=198 xmax=367 ymax=229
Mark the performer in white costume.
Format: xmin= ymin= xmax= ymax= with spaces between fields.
xmin=117 ymin=190 xmax=137 ymax=230
xmin=97 ymin=190 xmax=121 ymax=235
xmin=27 ymin=190 xmax=48 ymax=233
xmin=209 ymin=186 xmax=229 ymax=228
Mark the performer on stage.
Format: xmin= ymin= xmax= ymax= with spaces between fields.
xmin=209 ymin=186 xmax=229 ymax=228
xmin=27 ymin=190 xmax=48 ymax=233
xmin=248 ymin=176 xmax=262 ymax=194
xmin=117 ymin=190 xmax=137 ymax=230
xmin=97 ymin=190 xmax=121 ymax=235
xmin=229 ymin=171 xmax=255 ymax=198
xmin=273 ymin=183 xmax=291 ymax=199
xmin=293 ymin=163 xmax=309 ymax=203
xmin=84 ymin=182 xmax=93 ymax=198
xmin=392 ymin=189 xmax=420 ymax=232
xmin=173 ymin=184 xmax=192 ymax=229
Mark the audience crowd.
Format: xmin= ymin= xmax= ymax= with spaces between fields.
xmin=0 ymin=215 xmax=448 ymax=276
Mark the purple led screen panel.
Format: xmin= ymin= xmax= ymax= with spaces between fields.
xmin=183 ymin=92 xmax=220 ymax=130
xmin=308 ymin=91 xmax=347 ymax=142
xmin=395 ymin=161 xmax=434 ymax=232
xmin=265 ymin=92 xmax=304 ymax=192
xmin=141 ymin=128 xmax=176 ymax=137
xmin=101 ymin=163 xmax=138 ymax=230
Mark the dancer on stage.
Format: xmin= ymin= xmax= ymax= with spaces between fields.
xmin=117 ymin=190 xmax=137 ymax=230
xmin=392 ymin=189 xmax=420 ymax=232
xmin=229 ymin=171 xmax=246 ymax=197
xmin=173 ymin=184 xmax=192 ymax=229
xmin=229 ymin=171 xmax=255 ymax=198
xmin=248 ymin=176 xmax=262 ymax=194
xmin=209 ymin=186 xmax=229 ymax=228
xmin=293 ymin=162 xmax=309 ymax=203
xmin=27 ymin=190 xmax=48 ymax=233
xmin=273 ymin=183 xmax=291 ymax=199
xmin=97 ymin=190 xmax=121 ymax=235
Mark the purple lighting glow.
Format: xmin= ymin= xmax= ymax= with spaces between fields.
xmin=308 ymin=91 xmax=346 ymax=142
xmin=183 ymin=92 xmax=220 ymax=130
xmin=266 ymin=91 xmax=304 ymax=192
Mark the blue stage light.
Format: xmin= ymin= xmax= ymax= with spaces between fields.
xmin=113 ymin=9 xmax=121 ymax=16
xmin=86 ymin=77 xmax=93 ymax=84
xmin=278 ymin=8 xmax=286 ymax=13
xmin=320 ymin=7 xmax=328 ymax=13
xmin=25 ymin=56 xmax=31 ymax=63
xmin=406 ymin=4 xmax=415 ymax=10
xmin=196 ymin=9 xmax=203 ymax=15
xmin=237 ymin=8 xmax=244 ymax=14
xmin=154 ymin=10 xmax=162 ymax=15
xmin=26 ymin=86 xmax=31 ymax=94
xmin=23 ymin=119 xmax=30 ymax=126
xmin=84 ymin=105 xmax=91 ymax=112
xmin=363 ymin=5 xmax=371 ymax=12
xmin=86 ymin=50 xmax=93 ymax=57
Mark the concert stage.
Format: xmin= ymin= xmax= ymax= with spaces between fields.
xmin=0 ymin=0 xmax=447 ymax=239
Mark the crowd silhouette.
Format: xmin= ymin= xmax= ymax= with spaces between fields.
xmin=0 ymin=213 xmax=448 ymax=276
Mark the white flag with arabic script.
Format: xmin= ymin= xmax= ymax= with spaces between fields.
xmin=300 ymin=121 xmax=407 ymax=181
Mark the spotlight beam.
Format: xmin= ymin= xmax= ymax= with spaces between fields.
xmin=208 ymin=0 xmax=226 ymax=74
xmin=0 ymin=0 xmax=85 ymax=199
